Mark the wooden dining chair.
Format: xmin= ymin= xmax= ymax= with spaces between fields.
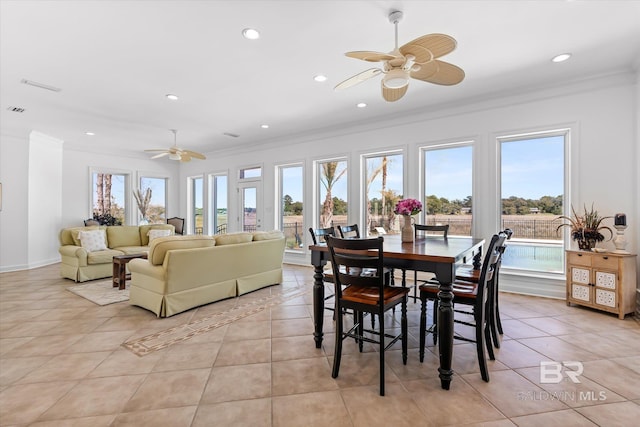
xmin=405 ymin=224 xmax=450 ymax=300
xmin=418 ymin=232 xmax=506 ymax=382
xmin=454 ymin=228 xmax=512 ymax=347
xmin=308 ymin=227 xmax=338 ymax=314
xmin=326 ymin=235 xmax=409 ymax=396
xmin=166 ymin=217 xmax=185 ymax=235
xmin=337 ymin=224 xmax=360 ymax=239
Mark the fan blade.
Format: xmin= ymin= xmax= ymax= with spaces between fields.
xmin=179 ymin=153 xmax=192 ymax=162
xmin=400 ymin=34 xmax=457 ymax=59
xmin=345 ymin=51 xmax=396 ymax=62
xmin=144 ymin=149 xmax=170 ymax=152
xmin=410 ymin=61 xmax=439 ymax=80
xmin=334 ymin=68 xmax=382 ymax=90
xmin=381 ymin=81 xmax=408 ymax=102
xmin=151 ymin=152 xmax=169 ymax=159
xmin=183 ymin=150 xmax=206 ymax=160
xmin=399 ymin=43 xmax=433 ymax=64
xmin=412 ymin=60 xmax=465 ymax=86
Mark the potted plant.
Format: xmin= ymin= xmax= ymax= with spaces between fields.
xmin=92 ymin=212 xmax=122 ymax=226
xmin=556 ymin=204 xmax=613 ymax=250
xmin=394 ymin=198 xmax=422 ymax=242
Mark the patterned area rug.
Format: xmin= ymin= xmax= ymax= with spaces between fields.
xmin=67 ymin=279 xmax=129 ymax=305
xmin=123 ymin=286 xmax=308 ymax=356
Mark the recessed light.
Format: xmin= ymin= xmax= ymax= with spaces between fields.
xmin=552 ymin=53 xmax=571 ymax=63
xmin=85 ymin=132 xmax=95 ymax=136
xmin=261 ymin=124 xmax=269 ymax=129
xmin=357 ymin=102 xmax=367 ymax=108
xmin=313 ymin=75 xmax=327 ymax=82
xmin=165 ymin=94 xmax=179 ymax=100
xmin=242 ymin=28 xmax=260 ymax=40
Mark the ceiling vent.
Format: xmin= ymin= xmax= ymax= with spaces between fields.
xmin=21 ymin=79 xmax=61 ymax=92
xmin=223 ymin=132 xmax=240 ymax=138
xmin=7 ymin=106 xmax=25 ymax=113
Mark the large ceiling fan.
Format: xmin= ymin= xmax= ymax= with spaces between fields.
xmin=145 ymin=129 xmax=206 ymax=162
xmin=335 ymin=10 xmax=464 ymax=102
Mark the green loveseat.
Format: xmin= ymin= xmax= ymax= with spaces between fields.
xmin=58 ymin=224 xmax=175 ymax=282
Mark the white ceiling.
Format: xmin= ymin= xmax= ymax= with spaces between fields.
xmin=2 ymin=0 xmax=639 ymax=158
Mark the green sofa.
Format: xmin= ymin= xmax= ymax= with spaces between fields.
xmin=58 ymin=224 xmax=175 ymax=282
xmin=128 ymin=231 xmax=286 ymax=317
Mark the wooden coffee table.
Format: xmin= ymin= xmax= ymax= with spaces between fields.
xmin=112 ymin=253 xmax=148 ymax=290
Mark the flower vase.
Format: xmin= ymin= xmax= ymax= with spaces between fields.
xmin=401 ymin=215 xmax=414 ymax=243
xmin=139 ymin=218 xmax=149 ymax=226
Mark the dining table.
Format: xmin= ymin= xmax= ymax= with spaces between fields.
xmin=309 ymin=234 xmax=485 ymax=390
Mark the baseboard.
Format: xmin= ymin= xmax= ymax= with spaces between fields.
xmin=0 ymin=257 xmax=60 ymax=273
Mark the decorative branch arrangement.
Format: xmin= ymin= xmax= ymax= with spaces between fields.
xmin=133 ymin=188 xmax=152 ymax=219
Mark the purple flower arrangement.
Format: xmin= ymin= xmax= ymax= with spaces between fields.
xmin=394 ymin=198 xmax=422 ymax=216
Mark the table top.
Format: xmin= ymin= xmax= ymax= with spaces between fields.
xmin=112 ymin=253 xmax=148 ymax=262
xmin=310 ymin=235 xmax=485 ymax=264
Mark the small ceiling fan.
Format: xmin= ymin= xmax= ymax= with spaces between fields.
xmin=335 ymin=10 xmax=464 ymax=102
xmin=145 ymin=129 xmax=206 ymax=162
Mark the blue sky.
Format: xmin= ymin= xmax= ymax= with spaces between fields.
xmin=285 ymin=136 xmax=563 ymax=205
xmin=102 ymin=135 xmax=563 ymax=212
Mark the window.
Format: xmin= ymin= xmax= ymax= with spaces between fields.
xmin=189 ymin=176 xmax=204 ymax=234
xmin=239 ymin=166 xmax=261 ymax=179
xmin=317 ymin=158 xmax=348 ymax=229
xmin=364 ymin=152 xmax=403 ymax=236
xmin=278 ymin=164 xmax=304 ymax=251
xmin=209 ymin=173 xmax=228 ymax=234
xmin=91 ymin=169 xmax=129 ymax=224
xmin=499 ymin=131 xmax=567 ymax=273
xmin=422 ymin=143 xmax=473 ymax=236
xmin=139 ymin=176 xmax=167 ymax=224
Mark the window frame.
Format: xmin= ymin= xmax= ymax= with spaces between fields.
xmin=188 ymin=174 xmax=204 ymax=235
xmin=208 ymin=172 xmax=228 ymax=234
xmin=276 ymin=162 xmax=305 ymax=252
xmin=360 ymin=149 xmax=404 ymax=237
xmin=137 ymin=173 xmax=168 ymax=224
xmin=314 ymin=156 xmax=349 ymax=232
xmin=88 ymin=167 xmax=131 ymax=224
xmin=496 ymin=128 xmax=570 ymax=275
xmin=419 ymin=140 xmax=474 ymax=236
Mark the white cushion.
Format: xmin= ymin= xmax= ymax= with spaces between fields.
xmin=78 ymin=229 xmax=108 ymax=252
xmin=148 ymin=229 xmax=172 ymax=242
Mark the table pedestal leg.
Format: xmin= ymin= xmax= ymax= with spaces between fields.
xmin=437 ymin=280 xmax=454 ymax=390
xmin=312 ymin=264 xmax=325 ymax=349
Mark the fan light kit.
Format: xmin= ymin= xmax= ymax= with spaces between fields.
xmin=335 ymin=10 xmax=464 ymax=102
xmin=145 ymin=129 xmax=206 ymax=162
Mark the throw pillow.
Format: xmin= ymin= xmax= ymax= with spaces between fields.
xmin=148 ymin=229 xmax=172 ymax=243
xmin=78 ymin=230 xmax=107 ymax=252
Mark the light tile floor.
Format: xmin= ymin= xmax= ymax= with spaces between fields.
xmin=1 ymin=263 xmax=639 ymax=426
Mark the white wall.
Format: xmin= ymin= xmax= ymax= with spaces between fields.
xmin=0 ymin=133 xmax=29 ymax=271
xmin=28 ymin=131 xmax=63 ymax=268
xmin=180 ymin=71 xmax=639 ymax=298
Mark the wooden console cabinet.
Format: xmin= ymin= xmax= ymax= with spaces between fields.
xmin=566 ymin=250 xmax=637 ymax=319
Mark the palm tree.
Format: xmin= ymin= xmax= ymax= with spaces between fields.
xmin=366 ymin=156 xmax=389 ymax=231
xmin=320 ymin=162 xmax=347 ymax=227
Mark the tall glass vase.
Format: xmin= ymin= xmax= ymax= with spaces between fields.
xmin=401 ymin=214 xmax=414 ymax=243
